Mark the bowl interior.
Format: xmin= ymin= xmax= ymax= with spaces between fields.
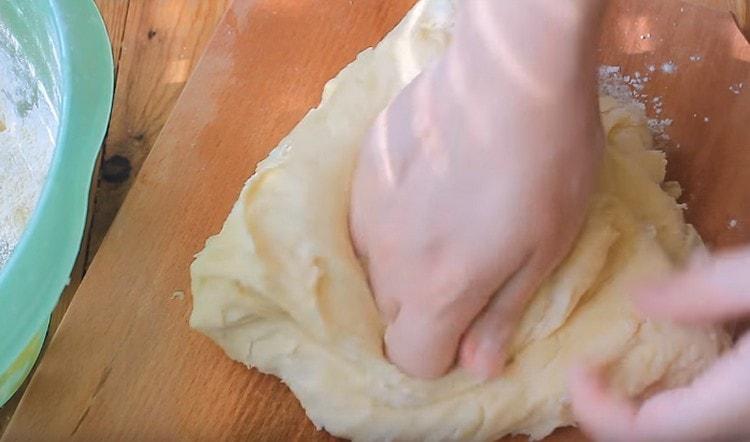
xmin=0 ymin=0 xmax=113 ymax=406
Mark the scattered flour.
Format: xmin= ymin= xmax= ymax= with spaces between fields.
xmin=599 ymin=61 xmax=742 ymax=230
xmin=0 ymin=26 xmax=59 ymax=270
xmin=661 ymin=61 xmax=678 ymax=74
xmin=598 ymin=65 xmax=673 ymax=143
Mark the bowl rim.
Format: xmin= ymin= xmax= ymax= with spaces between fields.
xmin=0 ymin=0 xmax=113 ymax=404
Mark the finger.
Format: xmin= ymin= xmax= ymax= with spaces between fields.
xmin=630 ymin=333 xmax=750 ymax=441
xmin=569 ymin=364 xmax=638 ymax=440
xmin=372 ymin=258 xmax=489 ymax=378
xmin=374 ymin=259 xmax=499 ymax=378
xmin=458 ymin=259 xmax=545 ymax=379
xmin=572 ymin=333 xmax=750 ymax=441
xmin=383 ymin=304 xmax=470 ymax=379
xmin=382 ymin=254 xmax=524 ymax=379
xmin=380 ymin=243 xmax=529 ymax=379
xmin=634 ymin=250 xmax=750 ymax=324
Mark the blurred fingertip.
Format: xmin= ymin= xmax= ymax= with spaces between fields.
xmin=570 ymin=360 xmax=606 ymax=378
xmin=629 ymin=277 xmax=685 ymax=317
xmin=569 ymin=367 xmax=636 ymax=440
xmin=630 ymin=283 xmax=663 ymax=314
xmin=568 ymin=362 xmax=605 ymax=399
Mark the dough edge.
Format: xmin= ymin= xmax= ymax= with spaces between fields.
xmin=190 ymin=1 xmax=729 ymax=440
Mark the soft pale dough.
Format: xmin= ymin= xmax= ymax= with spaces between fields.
xmin=190 ymin=1 xmax=728 ymax=440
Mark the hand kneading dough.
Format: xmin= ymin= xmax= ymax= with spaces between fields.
xmin=190 ymin=1 xmax=728 ymax=440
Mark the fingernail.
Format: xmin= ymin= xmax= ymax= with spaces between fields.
xmin=459 ymin=337 xmax=478 ymax=367
xmin=467 ymin=339 xmax=505 ymax=380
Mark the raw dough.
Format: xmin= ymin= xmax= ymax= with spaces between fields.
xmin=191 ymin=1 xmax=728 ymax=440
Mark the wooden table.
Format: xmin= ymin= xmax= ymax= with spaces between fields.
xmin=0 ymin=0 xmax=231 ymax=433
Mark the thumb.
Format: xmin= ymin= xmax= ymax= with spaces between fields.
xmin=384 ymin=304 xmax=467 ymax=379
xmin=634 ymin=249 xmax=750 ymax=324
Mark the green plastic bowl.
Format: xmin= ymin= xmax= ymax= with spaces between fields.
xmin=0 ymin=0 xmax=113 ymax=406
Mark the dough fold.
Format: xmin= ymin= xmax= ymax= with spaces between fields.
xmin=191 ymin=1 xmax=727 ymax=439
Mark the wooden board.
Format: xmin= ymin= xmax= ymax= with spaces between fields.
xmin=3 ymin=0 xmax=749 ymax=440
xmin=87 ymin=0 xmax=232 ymax=261
xmin=599 ymin=1 xmax=750 ymax=249
xmin=0 ymin=1 xmax=231 ymax=434
xmin=0 ymin=1 xmax=229 ymax=435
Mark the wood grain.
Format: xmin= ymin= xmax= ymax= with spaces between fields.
xmin=3 ymin=1 xmax=421 ymax=440
xmin=0 ymin=1 xmax=229 ymax=435
xmin=598 ymin=1 xmax=750 ymax=249
xmin=685 ymin=0 xmax=750 ymax=37
xmin=88 ymin=0 xmax=230 ymax=261
xmin=3 ymin=0 xmax=750 ymax=440
xmin=94 ymin=0 xmax=131 ymax=72
xmin=0 ymin=1 xmax=131 ymax=434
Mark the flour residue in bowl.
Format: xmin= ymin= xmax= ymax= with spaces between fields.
xmin=0 ymin=29 xmax=59 ymax=269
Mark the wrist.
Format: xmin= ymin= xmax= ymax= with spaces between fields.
xmin=444 ymin=0 xmax=606 ymax=95
xmin=454 ymin=0 xmax=605 ymax=60
xmin=458 ymin=0 xmax=606 ymax=32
